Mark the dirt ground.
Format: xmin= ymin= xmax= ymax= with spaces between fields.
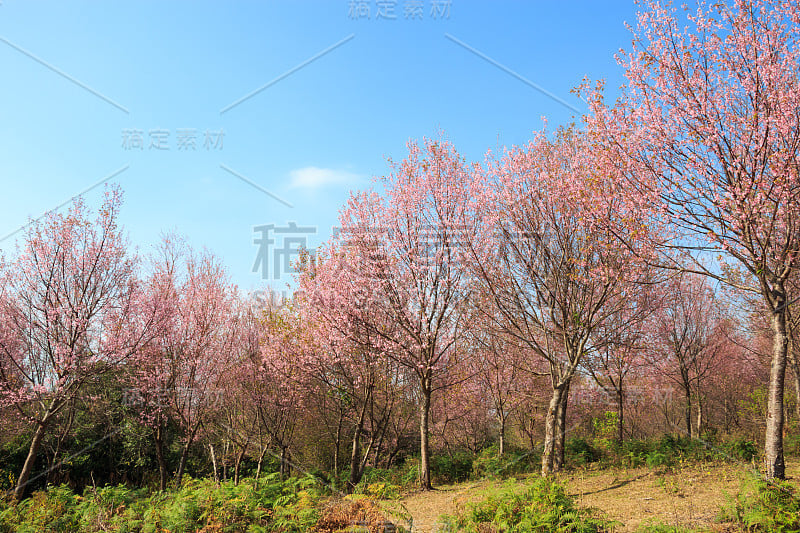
xmin=392 ymin=480 xmax=498 ymax=532
xmin=564 ymin=464 xmax=744 ymax=532
xmin=393 ymin=461 xmax=800 ymax=532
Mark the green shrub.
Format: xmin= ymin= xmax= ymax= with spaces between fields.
xmin=431 ymin=451 xmax=474 ymax=483
xmin=645 ymin=451 xmax=673 ymax=469
xmin=620 ymin=439 xmax=651 ymax=457
xmin=358 ymin=457 xmax=420 ymax=489
xmin=614 ymin=435 xmax=725 ymax=468
xmin=718 ymin=477 xmax=800 ymax=531
xmin=567 ymin=437 xmax=603 ymax=465
xmin=656 ymin=435 xmax=686 ymax=456
xmin=471 ymin=446 xmax=539 ymax=479
xmin=723 ymin=438 xmax=757 ymax=462
xmin=0 ymin=484 xmax=79 ymax=533
xmin=441 ymin=477 xmax=614 ymax=532
xmin=361 ymin=481 xmax=401 ymax=500
xmin=0 ymin=474 xmax=329 ymax=532
xmin=592 ymin=411 xmax=619 ymax=452
xmin=784 ymin=433 xmax=800 ymax=456
xmin=74 ymin=485 xmax=148 ymax=532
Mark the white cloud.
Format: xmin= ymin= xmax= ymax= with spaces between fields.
xmin=287 ymin=166 xmax=363 ymax=190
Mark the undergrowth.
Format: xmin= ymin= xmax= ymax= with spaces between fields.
xmin=718 ymin=476 xmax=800 ymax=531
xmin=0 ymin=474 xmax=327 ymax=532
xmin=439 ymin=476 xmax=615 ymax=532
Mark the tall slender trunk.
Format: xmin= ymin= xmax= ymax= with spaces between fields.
xmin=554 ymin=380 xmax=570 ymax=471
xmin=788 ymin=310 xmax=800 ymax=424
xmin=419 ymin=381 xmax=433 ymax=490
xmin=371 ymin=408 xmax=391 ymax=468
xmin=255 ymin=443 xmax=268 ymax=481
xmin=695 ymin=398 xmax=703 ymax=438
xmin=348 ymin=390 xmax=371 ymax=491
xmin=541 ymin=385 xmax=564 ymax=476
xmin=222 ymin=439 xmax=229 ymax=481
xmin=765 ymin=302 xmax=789 ymax=479
xmin=234 ymin=442 xmax=248 ymax=485
xmin=155 ymin=423 xmax=168 ymax=491
xmin=176 ymin=445 xmax=190 ymax=487
xmin=14 ymin=419 xmax=49 ymax=501
xmin=48 ymin=408 xmax=74 ymax=486
xmin=498 ymin=414 xmax=506 ymax=457
xmin=333 ymin=411 xmax=344 ymax=481
xmin=209 ymin=443 xmax=219 ymax=483
xmin=617 ymin=388 xmax=625 ymax=443
xmin=684 ymin=383 xmax=693 ymax=439
xmin=723 ymin=398 xmax=731 ymax=433
xmin=175 ymin=427 xmax=199 ymax=488
xmin=279 ymin=445 xmax=290 ymax=480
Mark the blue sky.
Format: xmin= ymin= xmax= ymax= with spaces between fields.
xmin=0 ymin=0 xmax=640 ymax=294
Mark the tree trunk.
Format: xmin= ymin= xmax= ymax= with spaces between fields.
xmin=348 ymin=428 xmax=363 ymax=492
xmin=695 ymin=398 xmax=703 ymax=439
xmin=14 ymin=420 xmax=49 ymax=500
xmin=209 ymin=443 xmax=219 ymax=483
xmin=419 ymin=384 xmax=433 ymax=490
xmin=255 ymin=443 xmax=268 ymax=481
xmin=498 ymin=414 xmax=506 ymax=457
xmin=176 ymin=445 xmax=190 ymax=487
xmin=175 ymin=427 xmax=199 ymax=488
xmin=554 ymin=380 xmax=570 ymax=471
xmin=234 ymin=442 xmax=247 ymax=485
xmin=333 ymin=412 xmax=343 ymax=481
xmin=47 ymin=407 xmax=74 ymax=486
xmin=222 ymin=439 xmax=229 ymax=481
xmin=371 ymin=409 xmax=391 ymax=469
xmin=684 ymin=385 xmax=693 ymax=439
xmin=348 ymin=388 xmax=371 ymax=491
xmin=765 ymin=303 xmax=789 ymax=479
xmin=154 ymin=423 xmax=168 ymax=491
xmin=617 ymin=388 xmax=625 ymax=444
xmin=541 ymin=385 xmax=563 ymax=476
xmin=279 ymin=446 xmax=286 ymax=480
xmin=279 ymin=445 xmax=291 ymax=480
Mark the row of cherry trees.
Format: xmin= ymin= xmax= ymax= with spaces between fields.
xmin=294 ymin=129 xmax=769 ymax=486
xmin=1 ymin=0 xmax=799 ymax=498
xmin=295 ymin=0 xmax=800 ymax=481
xmin=0 ymin=178 xmax=778 ymax=500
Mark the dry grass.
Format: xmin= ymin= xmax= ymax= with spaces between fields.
xmin=315 ymin=496 xmax=403 ymax=532
xmin=564 ymin=463 xmax=742 ymax=532
xmin=394 ymin=480 xmax=501 ymax=532
xmin=394 ymin=460 xmax=800 ymax=532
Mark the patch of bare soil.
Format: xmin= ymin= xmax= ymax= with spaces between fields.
xmin=394 ymin=481 xmax=495 ymax=532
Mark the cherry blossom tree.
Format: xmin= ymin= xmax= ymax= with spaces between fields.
xmin=258 ymin=302 xmax=310 ymax=480
xmin=173 ymin=251 xmax=237 ymax=484
xmin=297 ymin=248 xmax=405 ymax=490
xmin=586 ymin=0 xmax=800 ymax=478
xmin=0 ymin=189 xmax=158 ymax=500
xmin=329 ymin=137 xmax=476 ymax=489
xmin=468 ymin=127 xmax=653 ymax=475
xmin=582 ymin=287 xmax=657 ymax=443
xmin=205 ymin=294 xmax=279 ymax=485
xmin=130 ymin=237 xmax=237 ymax=488
xmin=128 ymin=235 xmax=183 ymax=490
xmin=649 ymin=274 xmax=731 ymax=439
xmin=463 ymin=298 xmax=541 ymax=456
